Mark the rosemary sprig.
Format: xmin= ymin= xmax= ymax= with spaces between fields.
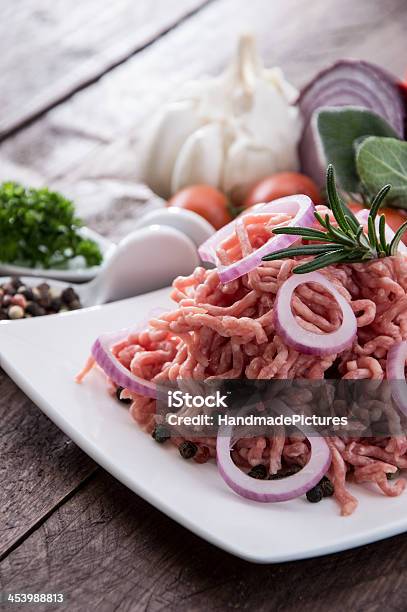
xmin=262 ymin=164 xmax=407 ymax=274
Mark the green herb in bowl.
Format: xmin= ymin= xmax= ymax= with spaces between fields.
xmin=0 ymin=182 xmax=103 ymax=269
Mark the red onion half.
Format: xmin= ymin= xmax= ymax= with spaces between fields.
xmin=216 ymin=402 xmax=331 ymax=503
xmin=298 ymin=60 xmax=406 ymax=186
xmin=387 ymin=341 xmax=407 ymax=416
xmin=199 ymin=195 xmax=315 ymax=284
xmin=91 ymin=328 xmax=157 ymax=398
xmin=274 ymin=272 xmax=357 ymax=356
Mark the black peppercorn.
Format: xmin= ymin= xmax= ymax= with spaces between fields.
xmin=306 ymin=485 xmax=323 ymax=503
xmin=10 ymin=277 xmax=23 ymax=290
xmin=61 ymin=287 xmax=77 ymax=305
xmin=152 ymin=425 xmax=171 ymax=444
xmin=269 ymin=465 xmax=301 ymax=480
xmin=179 ymin=441 xmax=198 ymax=459
xmin=50 ymin=298 xmax=62 ymax=312
xmin=37 ymin=282 xmax=50 ymax=294
xmin=319 ymin=476 xmax=334 ymax=497
xmin=68 ymin=299 xmax=81 ymax=310
xmin=387 ymin=469 xmax=400 ymax=481
xmin=25 ymin=301 xmax=46 ymax=317
xmin=248 ymin=464 xmax=268 ymax=479
xmin=37 ymin=294 xmax=52 ymax=308
xmin=18 ymin=286 xmax=34 ymax=301
xmin=115 ymin=386 xmax=131 ymax=404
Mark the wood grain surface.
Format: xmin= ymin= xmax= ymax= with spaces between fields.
xmin=0 ymin=0 xmax=209 ymax=139
xmin=0 ymin=376 xmax=97 ymax=559
xmin=2 ymin=468 xmax=407 ymax=611
xmin=1 ymin=0 xmax=407 ymax=610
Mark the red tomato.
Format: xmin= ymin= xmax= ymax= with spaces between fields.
xmin=167 ymin=185 xmax=232 ymax=230
xmin=244 ymin=172 xmax=321 ymax=208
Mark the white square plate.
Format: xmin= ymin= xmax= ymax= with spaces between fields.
xmin=1 ymin=288 xmax=407 ymax=563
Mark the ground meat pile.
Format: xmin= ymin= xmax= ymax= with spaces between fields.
xmin=78 ymin=206 xmax=407 ymax=515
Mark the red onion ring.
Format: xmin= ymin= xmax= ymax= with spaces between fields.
xmin=91 ymin=309 xmax=170 ymax=399
xmin=198 ymin=195 xmax=315 ymax=284
xmin=387 ymin=341 xmax=407 ymax=416
xmin=216 ymin=401 xmax=331 ymax=502
xmin=274 ymin=272 xmax=357 ymax=355
xmin=91 ymin=328 xmax=157 ymax=398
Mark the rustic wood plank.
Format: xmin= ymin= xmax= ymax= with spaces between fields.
xmin=0 ymin=372 xmax=97 ymax=558
xmin=1 ymin=0 xmax=406 ymax=181
xmin=0 ymin=0 xmax=210 ymax=139
xmin=1 ymin=468 xmax=407 ymax=611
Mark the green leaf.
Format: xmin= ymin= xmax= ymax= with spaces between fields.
xmin=369 ymin=184 xmax=392 ymax=220
xmin=378 ymin=215 xmax=387 ymax=253
xmin=326 ymin=165 xmax=347 ymax=229
xmin=317 ymin=107 xmax=399 ymax=192
xmin=271 ymin=227 xmax=336 ymax=241
xmin=367 ymin=216 xmax=378 ymax=249
xmin=292 ymin=249 xmax=361 ymax=274
xmin=356 ymin=137 xmax=407 ymax=207
xmin=262 ymin=244 xmax=340 ymax=262
xmin=389 ymin=220 xmax=407 ymax=255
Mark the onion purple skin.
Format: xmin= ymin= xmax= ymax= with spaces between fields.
xmin=274 ymin=272 xmax=357 ymax=357
xmin=198 ymin=195 xmax=315 ymax=284
xmin=298 ymin=59 xmax=406 ymax=187
xmin=91 ymin=331 xmax=157 ymax=399
xmin=216 ymin=428 xmax=331 ymax=503
xmin=387 ymin=341 xmax=407 ymax=417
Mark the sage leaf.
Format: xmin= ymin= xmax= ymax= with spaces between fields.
xmin=317 ymin=107 xmax=398 ymax=192
xmin=356 ymin=137 xmax=407 ymax=207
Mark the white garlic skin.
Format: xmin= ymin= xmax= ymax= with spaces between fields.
xmin=137 ymin=35 xmax=303 ymax=200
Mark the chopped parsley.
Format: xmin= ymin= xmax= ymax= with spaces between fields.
xmin=0 ymin=182 xmax=103 ymax=269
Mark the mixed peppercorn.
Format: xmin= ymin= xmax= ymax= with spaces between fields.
xmin=150 ymin=423 xmax=200 ymax=460
xmin=121 ymin=397 xmax=336 ymax=500
xmin=306 ymin=476 xmax=334 ymax=503
xmin=0 ymin=277 xmax=82 ymax=320
xmin=247 ymin=462 xmax=335 ymax=503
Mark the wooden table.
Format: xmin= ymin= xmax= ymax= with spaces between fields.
xmin=1 ymin=1 xmax=407 ymax=609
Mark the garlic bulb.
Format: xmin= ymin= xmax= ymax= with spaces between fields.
xmin=138 ymin=35 xmax=302 ymax=200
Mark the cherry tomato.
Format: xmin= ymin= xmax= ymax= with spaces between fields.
xmin=167 ymin=185 xmax=232 ymax=230
xmin=348 ymin=201 xmax=407 ymax=243
xmin=244 ymin=172 xmax=321 ymax=208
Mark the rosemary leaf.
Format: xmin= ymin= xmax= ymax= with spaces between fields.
xmin=272 ymin=227 xmax=336 ymax=241
xmin=369 ymin=184 xmax=392 ymax=221
xmin=260 ymin=164 xmax=401 ymax=273
xmin=367 ymin=216 xmax=377 ymax=249
xmin=324 ymin=217 xmax=356 ymax=247
xmin=343 ymin=212 xmax=360 ymax=235
xmin=314 ymin=211 xmax=328 ymax=229
xmin=378 ymin=214 xmax=387 ymax=253
xmin=292 ymin=250 xmax=358 ymax=274
xmin=262 ymin=244 xmax=340 ymax=262
xmin=389 ymin=220 xmax=407 ymax=256
xmin=326 ymin=165 xmax=347 ymax=230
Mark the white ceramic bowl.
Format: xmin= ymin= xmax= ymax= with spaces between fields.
xmin=133 ymin=207 xmax=215 ymax=248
